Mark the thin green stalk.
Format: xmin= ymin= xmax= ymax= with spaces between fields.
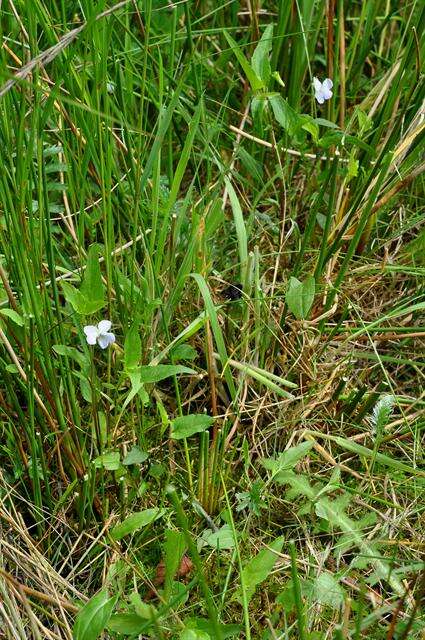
xmin=166 ymin=485 xmax=223 ymax=640
xmin=221 ymin=473 xmax=251 ymax=640
xmin=289 ymin=541 xmax=307 ymax=640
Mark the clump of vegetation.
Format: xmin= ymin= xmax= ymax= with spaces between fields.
xmin=0 ymin=1 xmax=424 ymax=638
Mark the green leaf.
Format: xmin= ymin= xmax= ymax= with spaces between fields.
xmin=268 ymin=94 xmax=300 ymax=135
xmin=285 ymin=275 xmax=315 ymax=320
xmin=224 ymin=178 xmax=248 ymax=286
xmin=251 ymin=25 xmax=273 ymax=85
xmin=139 ymin=364 xmax=195 ymax=384
xmin=275 ymin=472 xmax=316 ymax=500
xmin=122 ymin=446 xmax=148 ymax=466
xmin=111 ymin=508 xmax=166 ymax=540
xmin=128 ymin=592 xmax=158 ymax=620
xmin=124 ymin=323 xmax=141 ymax=371
xmin=312 ymin=572 xmax=344 ymax=608
xmin=223 ymin=30 xmax=263 ymax=91
xmin=184 ymin=618 xmax=241 ymax=638
xmin=121 ymin=377 xmax=148 ymax=411
xmin=52 ymin=344 xmax=88 ymax=369
xmin=347 ymin=155 xmax=359 ymax=179
xmin=61 ymin=282 xmax=87 ymax=314
xmin=313 ymin=117 xmax=339 ymax=129
xmin=80 ymin=245 xmax=104 ymax=301
xmin=315 ymin=497 xmax=404 ymax=596
xmin=251 ymin=95 xmax=267 ymax=126
xmin=61 ymin=245 xmax=105 ymax=315
xmin=355 ymin=107 xmax=373 ymax=133
xmin=164 ymin=530 xmax=186 ymax=601
xmin=319 ymin=131 xmax=376 ymax=155
xmin=300 ymin=116 xmax=319 ymax=143
xmin=0 ymin=308 xmax=25 ymax=326
xmin=170 ymin=414 xmax=214 ymax=440
xmin=108 ymin=613 xmax=149 ymax=634
xmin=262 ymin=441 xmax=314 ymax=475
xmin=238 ymin=536 xmax=284 ymax=604
xmin=203 ymin=524 xmax=235 ymax=550
xmin=73 ymin=590 xmax=117 ymax=640
xmin=276 ymin=581 xmax=296 ymax=613
xmin=191 ymin=274 xmax=236 ymax=400
xmin=93 ymin=452 xmax=121 ymax=471
xmin=224 ymin=357 xmax=296 ymax=399
xmin=180 ymin=630 xmax=211 ymax=640
xmin=171 ymin=343 xmax=198 ymax=361
xmin=61 ymin=282 xmax=105 ymax=315
xmin=237 ymin=147 xmax=263 ymax=182
xmin=314 ymin=434 xmax=425 ymax=477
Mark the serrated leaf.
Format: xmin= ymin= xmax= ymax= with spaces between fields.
xmin=170 ymin=414 xmax=214 ymax=440
xmin=315 ymin=497 xmax=404 ymax=596
xmin=275 ymin=471 xmax=316 ymax=499
xmin=285 ymin=275 xmax=315 ymax=320
xmin=111 ymin=508 xmax=166 ymax=540
xmin=73 ymin=590 xmax=117 ymax=640
xmin=251 ymin=24 xmax=273 ymax=85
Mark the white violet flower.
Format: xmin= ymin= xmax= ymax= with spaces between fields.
xmin=84 ymin=320 xmax=115 ymax=349
xmin=313 ymin=77 xmax=333 ymax=104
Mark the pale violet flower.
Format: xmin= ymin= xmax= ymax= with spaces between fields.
xmin=84 ymin=320 xmax=115 ymax=349
xmin=313 ymin=77 xmax=333 ymax=104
